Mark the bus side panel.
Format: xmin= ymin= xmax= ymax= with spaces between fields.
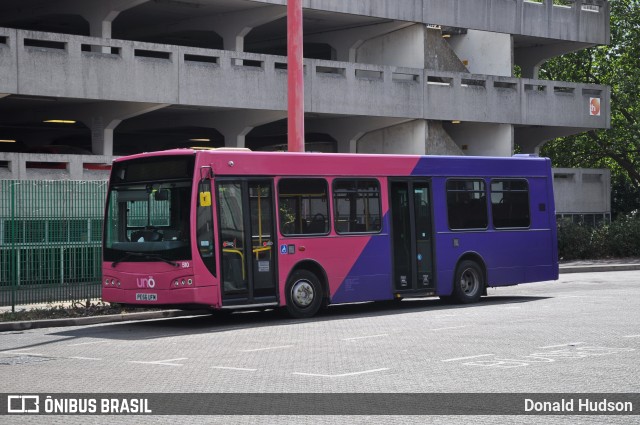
xmin=276 ymin=177 xmax=395 ymax=306
xmin=432 ymin=173 xmax=558 ymax=295
xmin=276 ymin=234 xmax=392 ymax=305
xmin=330 ymin=231 xmax=393 ymax=304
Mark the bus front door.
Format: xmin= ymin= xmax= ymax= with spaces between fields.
xmin=217 ymin=179 xmax=278 ymax=306
xmin=390 ymin=180 xmax=435 ymax=294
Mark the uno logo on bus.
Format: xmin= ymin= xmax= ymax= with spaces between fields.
xmin=136 ymin=276 xmax=156 ymax=288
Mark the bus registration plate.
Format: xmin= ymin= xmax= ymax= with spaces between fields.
xmin=136 ymin=293 xmax=157 ymax=301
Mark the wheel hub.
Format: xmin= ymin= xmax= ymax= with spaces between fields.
xmin=291 ymin=280 xmax=314 ymax=307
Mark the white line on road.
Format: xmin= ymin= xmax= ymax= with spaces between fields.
xmin=430 ymin=326 xmax=467 ymax=331
xmin=623 ymin=335 xmax=640 ymax=338
xmin=68 ymin=341 xmax=109 ymax=347
xmin=2 ymin=351 xmax=46 ymax=356
xmin=240 ymin=345 xmax=294 ymax=352
xmin=441 ymin=354 xmax=493 ymax=362
xmin=128 ymin=358 xmax=187 ymax=366
xmin=538 ymin=342 xmax=585 ymax=349
xmin=342 ymin=334 xmax=388 ymax=341
xmin=69 ymin=357 xmax=102 ymax=361
xmin=292 ymin=368 xmax=389 ymax=378
xmin=211 ymin=366 xmax=257 ymax=372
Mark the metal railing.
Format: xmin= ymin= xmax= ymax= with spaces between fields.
xmin=0 ymin=180 xmax=107 ymax=310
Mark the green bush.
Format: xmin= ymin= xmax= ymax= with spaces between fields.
xmin=557 ymin=212 xmax=640 ymax=260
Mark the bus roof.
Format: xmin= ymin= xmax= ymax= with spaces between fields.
xmin=113 ymin=148 xmax=551 ymax=178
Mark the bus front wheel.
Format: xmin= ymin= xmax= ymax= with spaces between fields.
xmin=452 ymin=260 xmax=484 ymax=304
xmin=285 ymin=270 xmax=323 ymax=318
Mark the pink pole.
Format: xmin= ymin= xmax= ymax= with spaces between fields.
xmin=287 ymin=0 xmax=305 ymax=152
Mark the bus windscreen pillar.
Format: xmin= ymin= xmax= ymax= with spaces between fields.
xmin=287 ymin=0 xmax=305 ymax=152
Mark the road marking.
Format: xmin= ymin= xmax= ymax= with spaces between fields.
xmin=292 ymin=368 xmax=389 ymax=378
xmin=441 ymin=354 xmax=493 ymax=362
xmin=430 ymin=326 xmax=467 ymax=331
xmin=623 ymin=335 xmax=640 ymax=338
xmin=69 ymin=357 xmax=102 ymax=361
xmin=68 ymin=341 xmax=109 ymax=347
xmin=538 ymin=342 xmax=585 ymax=349
xmin=240 ymin=345 xmax=293 ymax=352
xmin=342 ymin=334 xmax=388 ymax=341
xmin=2 ymin=351 xmax=46 ymax=356
xmin=211 ymin=366 xmax=257 ymax=372
xmin=129 ymin=357 xmax=187 ymax=367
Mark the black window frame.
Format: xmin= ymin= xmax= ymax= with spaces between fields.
xmin=490 ymin=179 xmax=531 ymax=229
xmin=446 ymin=178 xmax=489 ymax=231
xmin=332 ymin=178 xmax=382 ymax=235
xmin=277 ymin=178 xmax=330 ymax=237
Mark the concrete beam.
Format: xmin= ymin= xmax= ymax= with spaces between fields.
xmin=515 ymin=126 xmax=586 ymax=154
xmin=121 ymin=109 xmax=286 ymax=148
xmin=125 ymin=5 xmax=285 ymax=52
xmin=515 ymin=41 xmax=593 ymax=79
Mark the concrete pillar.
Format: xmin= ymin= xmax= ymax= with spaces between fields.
xmin=80 ymin=102 xmax=169 ymax=156
xmin=443 ymin=123 xmax=513 ymax=157
xmin=448 ymin=30 xmax=512 ymax=77
xmin=81 ymin=0 xmax=149 ymax=53
xmin=425 ymin=121 xmax=465 ymax=155
xmin=217 ymin=6 xmax=286 ymax=52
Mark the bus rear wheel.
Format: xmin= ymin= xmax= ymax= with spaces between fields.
xmin=285 ymin=270 xmax=323 ymax=318
xmin=452 ymin=260 xmax=484 ymax=304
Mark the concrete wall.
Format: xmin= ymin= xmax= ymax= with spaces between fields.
xmin=356 ymin=120 xmax=427 ymax=155
xmin=0 ymin=27 xmax=17 ymax=94
xmin=0 ymin=29 xmax=611 ymax=128
xmin=448 ymin=30 xmax=512 ymax=77
xmin=444 ymin=123 xmax=513 ymax=156
xmin=356 ymin=25 xmax=424 ymax=68
xmin=0 ymin=153 xmax=113 ymax=181
xmin=553 ymin=168 xmax=611 ymax=214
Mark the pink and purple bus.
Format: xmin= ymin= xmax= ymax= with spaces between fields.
xmin=102 ymin=149 xmax=558 ymax=318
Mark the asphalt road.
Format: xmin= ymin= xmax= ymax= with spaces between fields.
xmin=1 ymin=270 xmax=639 ymax=424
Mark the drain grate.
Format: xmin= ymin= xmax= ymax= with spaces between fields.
xmin=0 ymin=355 xmax=54 ymax=366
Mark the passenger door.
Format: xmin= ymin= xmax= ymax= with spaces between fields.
xmin=390 ymin=180 xmax=435 ymax=294
xmin=217 ymin=179 xmax=277 ymax=305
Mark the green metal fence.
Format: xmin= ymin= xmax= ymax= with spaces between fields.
xmin=1 ymin=180 xmax=107 ymax=310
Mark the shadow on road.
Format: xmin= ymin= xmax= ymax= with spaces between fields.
xmin=42 ymin=294 xmax=550 ymax=343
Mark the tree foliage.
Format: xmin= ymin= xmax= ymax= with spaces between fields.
xmin=539 ymin=0 xmax=640 ymax=216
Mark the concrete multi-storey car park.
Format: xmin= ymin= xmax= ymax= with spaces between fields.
xmin=0 ymin=0 xmax=610 ymax=180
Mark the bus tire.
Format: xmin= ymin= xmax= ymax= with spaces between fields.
xmin=452 ymin=260 xmax=484 ymax=304
xmin=285 ymin=270 xmax=323 ymax=318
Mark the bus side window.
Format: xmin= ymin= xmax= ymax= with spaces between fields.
xmin=491 ymin=179 xmax=530 ymax=228
xmin=446 ymin=179 xmax=488 ymax=230
xmin=278 ymin=178 xmax=329 ymax=236
xmin=333 ymin=179 xmax=382 ymax=234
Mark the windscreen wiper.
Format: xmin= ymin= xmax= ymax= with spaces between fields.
xmin=111 ymin=251 xmax=179 ymax=268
